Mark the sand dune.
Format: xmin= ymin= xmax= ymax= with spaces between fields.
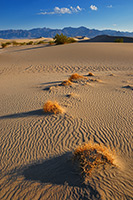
xmin=0 ymin=43 xmax=133 ymax=200
xmin=79 ymin=35 xmax=133 ymax=43
xmin=0 ymin=37 xmax=53 ymax=44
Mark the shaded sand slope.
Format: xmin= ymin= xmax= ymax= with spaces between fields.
xmin=79 ymin=35 xmax=133 ymax=43
xmin=0 ymin=43 xmax=133 ymax=200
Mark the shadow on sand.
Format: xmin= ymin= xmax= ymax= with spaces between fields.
xmin=0 ymin=109 xmax=50 ymax=119
xmin=122 ymin=85 xmax=133 ymax=90
xmin=40 ymin=80 xmax=62 ymax=86
xmin=22 ymin=152 xmax=101 ymax=199
xmin=13 ymin=44 xmax=56 ymax=52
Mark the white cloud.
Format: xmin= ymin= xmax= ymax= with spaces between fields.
xmin=38 ymin=6 xmax=82 ymax=15
xmin=90 ymin=5 xmax=98 ymax=11
xmin=107 ymin=5 xmax=112 ymax=8
xmin=54 ymin=7 xmax=71 ymax=14
xmin=77 ymin=6 xmax=82 ymax=11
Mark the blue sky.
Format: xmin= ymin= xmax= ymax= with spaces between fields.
xmin=0 ymin=0 xmax=133 ymax=32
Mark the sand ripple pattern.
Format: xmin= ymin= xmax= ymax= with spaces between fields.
xmin=23 ymin=64 xmax=132 ymax=74
xmin=0 ymin=112 xmax=132 ymax=199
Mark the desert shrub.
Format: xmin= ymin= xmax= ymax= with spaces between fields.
xmin=73 ymin=141 xmax=115 ymax=175
xmin=88 ymin=72 xmax=94 ymax=76
xmin=19 ymin=42 xmax=26 ymax=46
xmin=54 ymin=33 xmax=76 ymax=45
xmin=43 ymin=101 xmax=63 ymax=114
xmin=114 ymin=38 xmax=124 ymax=43
xmin=37 ymin=40 xmax=45 ymax=45
xmin=69 ymin=73 xmax=87 ymax=82
xmin=26 ymin=41 xmax=34 ymax=45
xmin=61 ymin=80 xmax=72 ymax=86
xmin=1 ymin=43 xmax=9 ymax=48
xmin=6 ymin=42 xmax=11 ymax=45
xmin=67 ymin=37 xmax=76 ymax=43
xmin=54 ymin=33 xmax=68 ymax=45
xmin=12 ymin=41 xmax=19 ymax=46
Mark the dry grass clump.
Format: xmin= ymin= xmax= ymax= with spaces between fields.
xmin=73 ymin=141 xmax=115 ymax=175
xmin=88 ymin=72 xmax=94 ymax=76
xmin=43 ymin=101 xmax=63 ymax=114
xmin=61 ymin=80 xmax=72 ymax=86
xmin=69 ymin=73 xmax=87 ymax=82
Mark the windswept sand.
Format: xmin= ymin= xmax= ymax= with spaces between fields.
xmin=0 ymin=43 xmax=133 ymax=200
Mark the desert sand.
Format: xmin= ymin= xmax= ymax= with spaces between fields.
xmin=0 ymin=42 xmax=133 ymax=200
xmin=0 ymin=37 xmax=53 ymax=45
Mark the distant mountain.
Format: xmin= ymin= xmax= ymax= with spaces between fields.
xmin=0 ymin=26 xmax=133 ymax=39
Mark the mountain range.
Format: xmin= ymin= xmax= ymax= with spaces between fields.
xmin=0 ymin=26 xmax=133 ymax=39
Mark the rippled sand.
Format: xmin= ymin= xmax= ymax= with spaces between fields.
xmin=0 ymin=43 xmax=133 ymax=200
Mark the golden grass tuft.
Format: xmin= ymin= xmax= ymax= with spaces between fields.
xmin=69 ymin=73 xmax=87 ymax=82
xmin=88 ymin=72 xmax=94 ymax=76
xmin=73 ymin=141 xmax=115 ymax=175
xmin=61 ymin=80 xmax=72 ymax=86
xmin=43 ymin=101 xmax=63 ymax=114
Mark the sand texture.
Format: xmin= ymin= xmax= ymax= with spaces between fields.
xmin=0 ymin=43 xmax=133 ymax=200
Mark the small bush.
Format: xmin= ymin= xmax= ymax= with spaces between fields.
xmin=67 ymin=37 xmax=76 ymax=43
xmin=54 ymin=34 xmax=76 ymax=45
xmin=61 ymin=80 xmax=72 ymax=86
xmin=6 ymin=42 xmax=11 ymax=45
xmin=73 ymin=141 xmax=115 ymax=175
xmin=37 ymin=40 xmax=45 ymax=45
xmin=26 ymin=41 xmax=34 ymax=45
xmin=1 ymin=43 xmax=8 ymax=48
xmin=114 ymin=38 xmax=124 ymax=43
xmin=43 ymin=101 xmax=63 ymax=114
xmin=12 ymin=41 xmax=19 ymax=46
xmin=69 ymin=73 xmax=87 ymax=82
xmin=54 ymin=33 xmax=68 ymax=45
xmin=19 ymin=42 xmax=26 ymax=46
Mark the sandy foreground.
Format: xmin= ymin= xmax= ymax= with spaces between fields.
xmin=0 ymin=43 xmax=133 ymax=200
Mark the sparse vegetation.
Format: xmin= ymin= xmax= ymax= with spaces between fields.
xmin=19 ymin=42 xmax=26 ymax=46
xmin=1 ymin=43 xmax=9 ymax=48
xmin=43 ymin=101 xmax=63 ymax=114
xmin=69 ymin=73 xmax=87 ymax=82
xmin=67 ymin=37 xmax=77 ymax=43
xmin=73 ymin=141 xmax=115 ymax=175
xmin=54 ymin=33 xmax=76 ymax=45
xmin=12 ymin=41 xmax=19 ymax=46
xmin=1 ymin=39 xmax=50 ymax=49
xmin=26 ymin=41 xmax=34 ymax=45
xmin=36 ymin=40 xmax=46 ymax=45
xmin=114 ymin=38 xmax=124 ymax=43
xmin=88 ymin=72 xmax=94 ymax=76
xmin=61 ymin=80 xmax=72 ymax=86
